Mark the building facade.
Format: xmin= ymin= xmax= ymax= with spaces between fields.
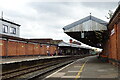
xmin=0 ymin=18 xmax=20 ymax=37
xmin=102 ymin=4 xmax=120 ymax=65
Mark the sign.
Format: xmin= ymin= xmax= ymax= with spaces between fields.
xmin=111 ymin=28 xmax=115 ymax=36
xmin=81 ymin=32 xmax=84 ymax=38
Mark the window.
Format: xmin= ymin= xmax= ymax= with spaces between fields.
xmin=10 ymin=27 xmax=16 ymax=34
xmin=2 ymin=25 xmax=8 ymax=33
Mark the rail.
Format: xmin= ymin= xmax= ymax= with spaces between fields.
xmin=1 ymin=56 xmax=82 ymax=80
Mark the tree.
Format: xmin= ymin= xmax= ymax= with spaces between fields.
xmin=105 ymin=10 xmax=113 ymax=19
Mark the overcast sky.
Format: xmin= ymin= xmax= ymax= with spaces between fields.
xmin=0 ymin=0 xmax=119 ymax=42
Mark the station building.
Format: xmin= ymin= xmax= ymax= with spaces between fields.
xmin=102 ymin=4 xmax=120 ymax=65
xmin=0 ymin=18 xmax=20 ymax=37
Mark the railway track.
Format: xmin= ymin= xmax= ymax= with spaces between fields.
xmin=1 ymin=56 xmax=80 ymax=80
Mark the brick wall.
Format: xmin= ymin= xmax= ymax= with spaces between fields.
xmin=0 ymin=40 xmax=6 ymax=56
xmin=117 ymin=22 xmax=120 ymax=61
xmin=33 ymin=44 xmax=40 ymax=55
xmin=50 ymin=45 xmax=54 ymax=55
xmin=109 ymin=24 xmax=117 ymax=60
xmin=0 ymin=40 xmax=2 ymax=56
xmin=1 ymin=39 xmax=59 ymax=57
xmin=8 ymin=41 xmax=17 ymax=56
xmin=16 ymin=42 xmax=26 ymax=56
xmin=26 ymin=43 xmax=34 ymax=55
xmin=40 ymin=45 xmax=47 ymax=55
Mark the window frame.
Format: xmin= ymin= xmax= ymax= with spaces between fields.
xmin=10 ymin=27 xmax=16 ymax=34
xmin=2 ymin=24 xmax=8 ymax=33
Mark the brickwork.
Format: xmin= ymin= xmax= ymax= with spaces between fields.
xmin=102 ymin=5 xmax=120 ymax=65
xmin=16 ymin=42 xmax=26 ymax=56
xmin=40 ymin=45 xmax=47 ymax=55
xmin=117 ymin=22 xmax=120 ymax=61
xmin=26 ymin=43 xmax=34 ymax=55
xmin=8 ymin=41 xmax=17 ymax=56
xmin=110 ymin=24 xmax=117 ymax=60
xmin=0 ymin=40 xmax=2 ymax=56
xmin=33 ymin=44 xmax=40 ymax=55
xmin=50 ymin=45 xmax=54 ymax=55
xmin=0 ymin=40 xmax=6 ymax=56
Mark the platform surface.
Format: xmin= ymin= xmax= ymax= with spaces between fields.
xmin=0 ymin=56 xmax=66 ymax=64
xmin=44 ymin=56 xmax=119 ymax=80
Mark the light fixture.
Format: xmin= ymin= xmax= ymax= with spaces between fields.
xmin=0 ymin=43 xmax=3 ymax=46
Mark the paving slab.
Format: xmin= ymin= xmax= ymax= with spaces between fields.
xmin=44 ymin=55 xmax=119 ymax=80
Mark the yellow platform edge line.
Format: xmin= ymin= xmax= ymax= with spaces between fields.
xmin=74 ymin=60 xmax=88 ymax=80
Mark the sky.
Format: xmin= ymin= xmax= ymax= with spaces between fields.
xmin=0 ymin=0 xmax=119 ymax=42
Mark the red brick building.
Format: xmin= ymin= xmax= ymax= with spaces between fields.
xmin=102 ymin=4 xmax=120 ymax=65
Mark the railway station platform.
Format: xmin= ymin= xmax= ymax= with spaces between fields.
xmin=44 ymin=55 xmax=119 ymax=80
xmin=0 ymin=56 xmax=66 ymax=64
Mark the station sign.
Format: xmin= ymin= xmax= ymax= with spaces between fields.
xmin=81 ymin=32 xmax=84 ymax=38
xmin=111 ymin=28 xmax=115 ymax=36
